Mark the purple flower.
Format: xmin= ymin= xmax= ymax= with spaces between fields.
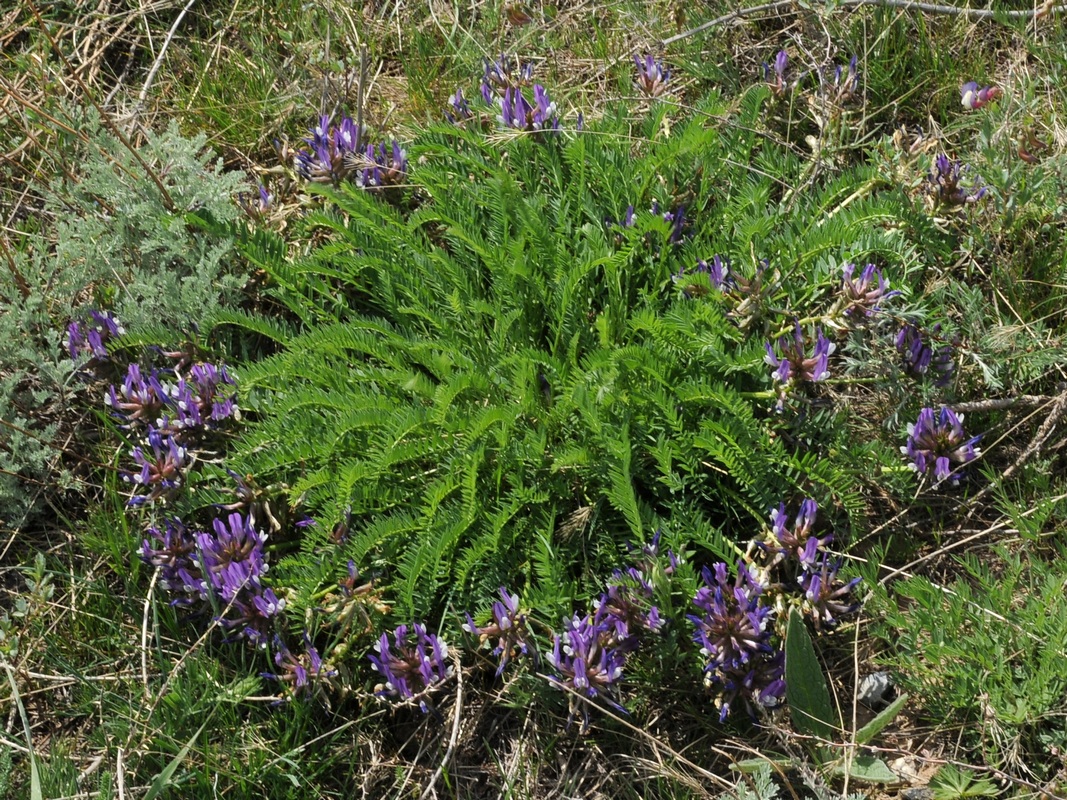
xmin=896 ymin=323 xmax=955 ymax=386
xmin=463 ymin=587 xmax=532 ymax=676
xmin=106 ymin=364 xmax=170 ymax=426
xmin=840 ymin=262 xmax=898 ymax=320
xmin=369 ymin=623 xmax=452 ymax=712
xmin=927 ymin=154 xmax=987 ymax=206
xmin=830 ymin=55 xmax=860 ymax=102
xmin=765 ymin=323 xmax=835 ymax=407
xmin=194 ymin=512 xmax=269 ymax=598
xmin=125 ymin=429 xmax=190 ymax=505
xmin=357 ymin=140 xmax=409 ymax=189
xmin=263 ymin=634 xmax=335 ymax=700
xmin=769 ymin=499 xmax=831 ymax=568
xmin=68 ymin=310 xmax=125 ymax=362
xmin=238 ymin=184 xmax=272 ymax=220
xmin=445 ymin=88 xmax=473 ymax=123
xmin=140 ymin=517 xmax=200 ymax=604
xmin=765 ymin=50 xmax=789 ymax=95
xmin=545 ymin=613 xmax=628 ymax=730
xmin=687 ymin=562 xmax=783 ymax=720
xmin=498 ymin=85 xmax=559 ymax=131
xmin=961 ymin=82 xmax=1001 ymax=110
xmin=902 ymin=406 xmax=982 ymax=485
xmin=481 ymin=54 xmax=534 ymax=103
xmin=800 ymin=554 xmax=861 ymax=631
xmin=633 ymin=54 xmax=670 ymax=98
xmin=674 ymin=255 xmax=729 ymax=297
xmin=218 ymin=587 xmax=285 ymax=646
xmin=294 ymin=114 xmax=364 ymax=184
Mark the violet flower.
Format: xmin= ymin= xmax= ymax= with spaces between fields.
xmin=125 ymin=429 xmax=190 ymax=505
xmin=481 ymin=54 xmax=535 ymax=104
xmin=768 ymin=499 xmax=832 ymax=568
xmin=294 ymin=114 xmax=364 ymax=184
xmin=840 ymin=262 xmax=898 ymax=320
xmin=896 ymin=323 xmax=954 ymax=386
xmin=445 ymin=88 xmax=473 ymax=123
xmin=799 ymin=554 xmax=862 ymax=631
xmin=687 ymin=562 xmax=784 ymax=720
xmin=195 ymin=512 xmax=269 ymax=600
xmin=902 ymin=406 xmax=981 ymax=485
xmin=140 ymin=517 xmax=200 ymax=605
xmin=545 ymin=613 xmax=628 ymax=730
xmin=765 ymin=323 xmax=835 ymax=407
xmin=499 ymin=85 xmax=559 ymax=131
xmin=263 ymin=634 xmax=335 ymax=700
xmin=961 ymin=82 xmax=1001 ymax=110
xmin=369 ymin=623 xmax=452 ymax=712
xmin=831 ymin=55 xmax=860 ymax=102
xmin=927 ymin=154 xmax=987 ymax=206
xmin=68 ymin=310 xmax=125 ymax=362
xmin=765 ymin=50 xmax=789 ymax=95
xmin=674 ymin=255 xmax=728 ymax=297
xmin=634 ymin=54 xmax=670 ymax=98
xmin=106 ymin=364 xmax=170 ymax=426
xmin=463 ymin=587 xmax=532 ymax=676
xmin=358 ymin=140 xmax=409 ymax=189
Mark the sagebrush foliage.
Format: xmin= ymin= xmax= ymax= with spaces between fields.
xmin=212 ymin=88 xmax=923 ymax=627
xmin=0 ymin=110 xmax=248 ymax=528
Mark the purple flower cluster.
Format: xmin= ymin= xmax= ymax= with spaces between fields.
xmin=140 ymin=512 xmax=285 ymax=646
xmin=294 ymin=114 xmax=364 ymax=184
xmin=262 ymin=634 xmax=335 ymax=701
xmin=765 ymin=322 xmax=835 ymax=409
xmin=358 ymin=140 xmax=409 ymax=189
xmin=543 ymin=532 xmax=673 ymax=729
xmin=902 ymin=406 xmax=982 ymax=485
xmin=688 ymin=562 xmax=784 ymax=721
xmin=839 ymin=262 xmax=898 ymax=320
xmin=498 ymin=85 xmax=559 ymax=132
xmin=896 ymin=323 xmax=955 ymax=386
xmin=480 ymin=54 xmax=534 ymax=104
xmin=768 ymin=498 xmax=830 ymax=568
xmin=961 ymin=82 xmax=1001 ymax=110
xmin=463 ymin=587 xmax=531 ymax=676
xmin=828 ymin=56 xmax=860 ymax=103
xmin=928 ymin=154 xmax=987 ymax=206
xmin=237 ymin=184 xmax=272 ymax=221
xmin=445 ymin=88 xmax=473 ymax=124
xmin=634 ymin=54 xmax=670 ymax=98
xmin=765 ymin=50 xmax=789 ymax=95
xmin=107 ymin=360 xmax=238 ymax=506
xmin=674 ymin=255 xmax=729 ymax=297
xmin=68 ymin=310 xmax=125 ymax=363
xmin=369 ymin=623 xmax=452 ymax=713
xmin=800 ymin=554 xmax=862 ymax=632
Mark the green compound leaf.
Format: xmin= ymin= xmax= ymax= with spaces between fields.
xmin=785 ymin=608 xmax=837 ymax=743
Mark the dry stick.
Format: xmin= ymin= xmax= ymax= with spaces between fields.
xmin=662 ymin=0 xmax=1067 ymax=45
xmin=132 ymin=0 xmax=197 ymax=126
xmin=26 ymin=0 xmax=177 ymax=214
xmin=417 ymin=654 xmax=464 ymax=800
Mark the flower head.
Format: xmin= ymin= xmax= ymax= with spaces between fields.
xmin=634 ymin=54 xmax=670 ymax=98
xmin=768 ymin=499 xmax=832 ymax=568
xmin=765 ymin=50 xmax=789 ymax=95
xmin=357 ymin=140 xmax=409 ymax=189
xmin=68 ymin=310 xmax=125 ymax=363
xmin=687 ymin=562 xmax=783 ymax=720
xmin=545 ymin=613 xmax=628 ymax=730
xmin=481 ymin=54 xmax=535 ymax=104
xmin=445 ymin=88 xmax=473 ymax=123
xmin=902 ymin=406 xmax=981 ymax=485
xmin=927 ymin=154 xmax=987 ymax=207
xmin=125 ymin=429 xmax=190 ymax=505
xmin=294 ymin=114 xmax=364 ymax=184
xmin=499 ymin=85 xmax=559 ymax=131
xmin=263 ymin=634 xmax=336 ymax=701
xmin=896 ymin=323 xmax=955 ymax=386
xmin=369 ymin=623 xmax=452 ymax=712
xmin=674 ymin=255 xmax=729 ymax=298
xmin=830 ymin=55 xmax=860 ymax=102
xmin=961 ymin=82 xmax=1001 ymax=110
xmin=800 ymin=554 xmax=862 ymax=631
xmin=839 ymin=262 xmax=898 ymax=320
xmin=463 ymin=587 xmax=532 ymax=676
xmin=106 ymin=364 xmax=170 ymax=427
xmin=765 ymin=322 xmax=835 ymax=408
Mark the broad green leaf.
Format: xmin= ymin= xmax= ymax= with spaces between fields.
xmin=834 ymin=755 xmax=899 ymax=784
xmin=730 ymin=755 xmax=794 ymax=774
xmin=855 ymin=693 xmax=908 ymax=745
xmin=785 ymin=608 xmax=837 ymax=742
